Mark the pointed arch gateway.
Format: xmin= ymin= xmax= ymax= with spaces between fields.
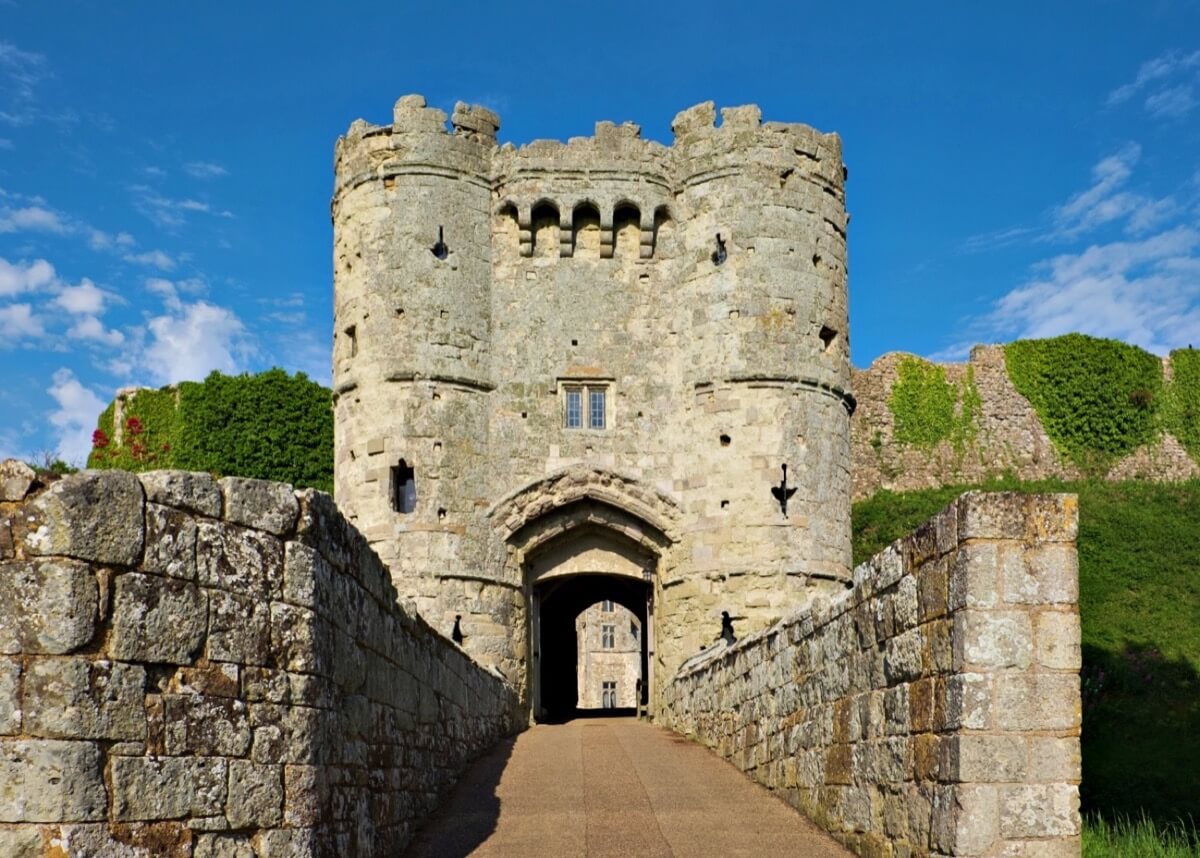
xmin=489 ymin=468 xmax=679 ymax=720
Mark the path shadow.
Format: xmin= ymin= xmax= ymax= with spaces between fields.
xmin=402 ymin=734 xmax=517 ymax=858
xmin=536 ymin=706 xmax=638 ymax=724
xmin=1081 ymin=642 xmax=1200 ymax=836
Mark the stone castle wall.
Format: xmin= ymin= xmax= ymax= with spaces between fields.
xmin=330 ymin=95 xmax=856 ymax=705
xmin=851 ymin=345 xmax=1199 ymax=500
xmin=661 ymin=492 xmax=1082 ymax=857
xmin=0 ymin=467 xmax=519 ymax=858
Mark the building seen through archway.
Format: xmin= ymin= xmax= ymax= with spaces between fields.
xmin=576 ymin=600 xmax=641 ymax=710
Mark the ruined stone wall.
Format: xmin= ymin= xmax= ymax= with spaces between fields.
xmin=851 ymin=345 xmax=1198 ymax=500
xmin=331 ymin=95 xmax=855 ymax=704
xmin=0 ymin=467 xmax=520 ymax=858
xmin=661 ymin=492 xmax=1082 ymax=857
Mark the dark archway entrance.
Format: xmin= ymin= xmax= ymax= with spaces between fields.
xmin=533 ymin=573 xmax=651 ymax=721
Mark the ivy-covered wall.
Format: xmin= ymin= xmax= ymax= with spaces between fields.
xmin=1003 ymin=334 xmax=1162 ymax=472
xmin=88 ymin=369 xmax=334 ymax=493
xmin=850 ymin=338 xmax=1199 ymax=500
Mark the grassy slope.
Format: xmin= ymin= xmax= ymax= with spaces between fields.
xmin=853 ymin=479 xmax=1200 ymax=829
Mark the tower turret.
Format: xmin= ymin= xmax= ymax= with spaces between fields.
xmin=332 ymin=95 xmax=497 ymax=610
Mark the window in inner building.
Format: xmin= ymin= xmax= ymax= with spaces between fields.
xmin=391 ymin=459 xmax=416 ymax=514
xmin=602 ymin=599 xmax=614 ymax=612
xmin=601 ymin=625 xmax=615 ymax=649
xmin=602 ymin=681 xmax=617 ymax=709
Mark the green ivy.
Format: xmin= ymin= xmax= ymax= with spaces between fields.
xmin=88 ymin=369 xmax=333 ymax=493
xmin=1163 ymin=347 xmax=1200 ymax=459
xmin=887 ymin=357 xmax=980 ymax=452
xmin=86 ymin=387 xmax=179 ymax=471
xmin=1004 ymin=334 xmax=1162 ymax=474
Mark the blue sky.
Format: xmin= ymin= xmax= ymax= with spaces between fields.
xmin=1 ymin=1 xmax=1198 ymax=464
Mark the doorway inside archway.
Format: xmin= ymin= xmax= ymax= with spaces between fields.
xmin=532 ymin=573 xmax=651 ymax=722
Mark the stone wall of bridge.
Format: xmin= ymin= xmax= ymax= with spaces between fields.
xmin=661 ymin=491 xmax=1082 ymax=857
xmin=0 ymin=465 xmax=520 ymax=858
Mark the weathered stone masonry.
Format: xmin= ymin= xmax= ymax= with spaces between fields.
xmin=661 ymin=492 xmax=1082 ymax=857
xmin=0 ymin=468 xmax=520 ymax=858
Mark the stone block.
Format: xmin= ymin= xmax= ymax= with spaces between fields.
xmin=143 ymin=503 xmax=198 ymax=580
xmin=163 ymin=695 xmax=251 ymax=756
xmin=196 ymin=833 xmax=257 ymax=858
xmin=939 ymin=734 xmax=1025 ymax=783
xmin=283 ymin=764 xmax=324 ymax=826
xmin=0 ymin=559 xmax=97 ymax=655
xmin=0 ymin=827 xmax=42 ymax=857
xmin=0 ymin=739 xmax=106 ymax=822
xmin=197 ymin=521 xmax=284 ymax=599
xmin=25 ymin=470 xmax=144 ymax=565
xmin=111 ymin=756 xmax=228 ymax=820
xmin=949 ymin=542 xmax=1014 ymax=611
xmin=22 ymin=658 xmax=146 ymax=740
xmin=109 ymin=573 xmax=207 ymax=664
xmin=931 ymin=784 xmax=998 ymax=856
xmin=252 ymin=828 xmax=318 ymax=858
xmin=1024 ymin=494 xmax=1079 ymax=543
xmin=227 ymin=760 xmax=283 ymax=828
xmin=953 ymin=611 xmax=1032 ymax=670
xmin=270 ymin=602 xmax=334 ymax=677
xmin=0 ymin=459 xmax=36 ymax=502
xmin=955 ymin=492 xmax=1026 ymax=541
xmin=995 ymin=836 xmax=1081 ymax=857
xmin=0 ymin=660 xmax=18 ymax=734
xmin=943 ymin=673 xmax=991 ymax=730
xmin=999 ymin=784 xmax=1080 ymax=838
xmin=220 ymin=477 xmax=299 ymax=537
xmin=917 ymin=557 xmax=949 ymax=622
xmin=283 ymin=541 xmax=335 ymax=609
xmin=884 ymin=628 xmax=923 ymax=683
xmin=1034 ymin=611 xmax=1081 ymax=670
xmin=140 ymin=470 xmax=223 ymax=518
xmin=207 ymin=590 xmax=272 ymax=665
xmin=994 ymin=674 xmax=1081 ymax=731
xmin=1005 ymin=545 xmax=1078 ymax=605
xmin=1026 ymin=736 xmax=1081 ymax=782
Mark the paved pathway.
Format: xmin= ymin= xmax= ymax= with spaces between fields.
xmin=403 ymin=717 xmax=853 ymax=858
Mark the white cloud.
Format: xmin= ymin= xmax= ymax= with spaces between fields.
xmin=46 ymin=369 xmax=106 ymax=465
xmin=53 ymin=278 xmax=109 ymax=315
xmin=1145 ymin=85 xmax=1197 ymax=119
xmin=0 ymin=138 xmax=12 ymax=150
xmin=183 ymin=161 xmax=228 ymax=179
xmin=122 ymin=249 xmax=176 ymax=270
xmin=1107 ymin=49 xmax=1200 ymax=118
xmin=984 ymin=226 xmax=1200 ymax=354
xmin=0 ymin=204 xmax=67 ymax=233
xmin=0 ymin=41 xmax=47 ymax=112
xmin=1050 ymin=144 xmax=1176 ymax=239
xmin=0 ymin=256 xmax=55 ymax=296
xmin=66 ymin=315 xmax=124 ymax=346
xmin=140 ymin=292 xmax=253 ymax=384
xmin=88 ymin=229 xmax=136 ymax=251
xmin=0 ymin=302 xmax=45 ymax=340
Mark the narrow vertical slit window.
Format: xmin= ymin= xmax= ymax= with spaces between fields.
xmin=391 ymin=459 xmax=416 ymax=514
xmin=601 ymin=624 xmax=615 ymax=649
xmin=344 ymin=325 xmax=357 ymax=358
xmin=601 ymin=599 xmax=614 ymax=612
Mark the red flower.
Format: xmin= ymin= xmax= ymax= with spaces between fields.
xmin=125 ymin=417 xmax=144 ymax=436
xmin=91 ymin=429 xmax=110 ymax=449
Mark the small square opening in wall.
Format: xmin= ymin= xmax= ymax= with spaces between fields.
xmin=819 ymin=325 xmax=838 ymax=351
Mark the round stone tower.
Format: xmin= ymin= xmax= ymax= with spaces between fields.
xmin=332 ymin=96 xmax=498 ymax=610
xmin=655 ymin=102 xmax=854 ymax=657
